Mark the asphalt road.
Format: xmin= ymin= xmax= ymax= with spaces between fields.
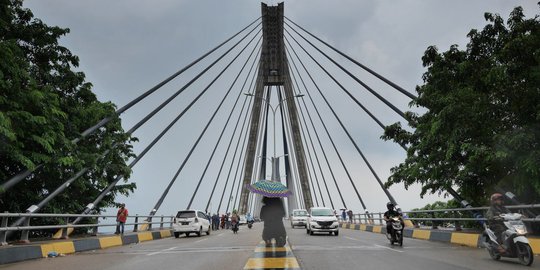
xmin=0 ymin=222 xmax=536 ymax=270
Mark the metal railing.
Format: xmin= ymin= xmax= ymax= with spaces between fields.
xmin=339 ymin=204 xmax=540 ymax=232
xmin=0 ymin=212 xmax=175 ymax=245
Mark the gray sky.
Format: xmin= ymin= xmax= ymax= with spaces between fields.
xmin=23 ymin=1 xmax=538 ymax=216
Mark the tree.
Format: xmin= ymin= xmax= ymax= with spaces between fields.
xmin=0 ymin=0 xmax=136 ymax=219
xmin=382 ymin=6 xmax=540 ymax=205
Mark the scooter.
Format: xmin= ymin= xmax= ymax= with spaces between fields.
xmin=483 ymin=213 xmax=534 ymax=266
xmin=231 ymin=220 xmax=239 ymax=234
xmin=385 ymin=216 xmax=403 ymax=246
xmin=247 ymin=220 xmax=254 ymax=229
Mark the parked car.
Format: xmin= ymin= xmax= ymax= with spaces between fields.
xmin=290 ymin=209 xmax=308 ymax=228
xmin=306 ymin=207 xmax=339 ymax=236
xmin=173 ymin=210 xmax=211 ymax=238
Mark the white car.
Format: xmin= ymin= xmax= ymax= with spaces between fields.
xmin=306 ymin=207 xmax=339 ymax=236
xmin=290 ymin=209 xmax=308 ymax=228
xmin=173 ymin=210 xmax=211 ymax=238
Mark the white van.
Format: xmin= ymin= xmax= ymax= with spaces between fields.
xmin=306 ymin=207 xmax=339 ymax=236
xmin=173 ymin=210 xmax=211 ymax=238
xmin=290 ymin=209 xmax=308 ymax=228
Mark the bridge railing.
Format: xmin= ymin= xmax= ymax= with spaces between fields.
xmin=341 ymin=204 xmax=540 ymax=232
xmin=0 ymin=212 xmax=175 ymax=245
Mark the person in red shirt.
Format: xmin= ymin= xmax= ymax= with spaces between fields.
xmin=115 ymin=203 xmax=128 ymax=234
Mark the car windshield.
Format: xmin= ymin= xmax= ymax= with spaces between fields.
xmin=293 ymin=211 xmax=308 ymax=216
xmin=311 ymin=209 xmax=334 ymax=216
xmin=176 ymin=211 xmax=196 ymax=218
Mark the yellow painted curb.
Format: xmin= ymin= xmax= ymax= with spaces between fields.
xmin=243 ymin=258 xmax=299 ymax=269
xmin=137 ymin=232 xmax=153 ymax=242
xmin=360 ymin=224 xmax=367 ymax=231
xmin=450 ymin=232 xmax=479 ymax=247
xmin=412 ymin=229 xmax=431 ymax=240
xmin=40 ymin=241 xmax=75 ymax=257
xmin=529 ymin=238 xmax=540 ymax=254
xmin=98 ymin=236 xmax=122 ymax=248
xmin=372 ymin=226 xmax=382 ymax=233
xmin=160 ymin=230 xmax=171 ymax=238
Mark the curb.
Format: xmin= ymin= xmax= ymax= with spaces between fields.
xmin=243 ymin=240 xmax=300 ymax=270
xmin=339 ymin=223 xmax=540 ymax=254
xmin=0 ymin=229 xmax=173 ymax=265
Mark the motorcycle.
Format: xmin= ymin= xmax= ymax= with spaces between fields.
xmin=247 ymin=220 xmax=254 ymax=229
xmin=385 ymin=216 xmax=403 ymax=246
xmin=483 ymin=213 xmax=534 ymax=266
xmin=231 ymin=220 xmax=239 ymax=234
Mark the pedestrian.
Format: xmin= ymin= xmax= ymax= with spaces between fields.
xmin=213 ymin=213 xmax=220 ymax=230
xmin=341 ymin=209 xmax=347 ymax=222
xmin=260 ymin=197 xmax=286 ymax=247
xmin=115 ymin=203 xmax=128 ymax=234
xmin=347 ymin=209 xmax=353 ymax=223
xmin=225 ymin=212 xmax=231 ymax=229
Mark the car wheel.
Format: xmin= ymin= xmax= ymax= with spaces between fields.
xmin=196 ymin=227 xmax=202 ymax=237
xmin=185 ymin=232 xmax=190 ymax=237
xmin=334 ymin=231 xmax=339 ymax=236
xmin=206 ymin=226 xmax=210 ymax=235
xmin=174 ymin=232 xmax=180 ymax=238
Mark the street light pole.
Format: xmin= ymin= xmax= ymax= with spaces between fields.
xmin=244 ymin=92 xmax=303 ymax=181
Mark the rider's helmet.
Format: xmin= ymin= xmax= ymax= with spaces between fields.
xmin=386 ymin=202 xmax=395 ymax=210
xmin=490 ymin=193 xmax=504 ymax=204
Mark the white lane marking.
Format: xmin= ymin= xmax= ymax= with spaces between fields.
xmin=216 ymin=233 xmax=224 ymax=237
xmin=195 ymin=238 xmax=208 ymax=243
xmin=374 ymin=244 xmax=404 ymax=253
xmin=147 ymin=246 xmax=177 ymax=256
xmin=345 ymin=236 xmax=358 ymax=241
xmin=116 ymin=247 xmax=254 ymax=256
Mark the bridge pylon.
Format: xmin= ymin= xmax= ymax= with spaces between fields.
xmin=238 ymin=2 xmax=312 ymax=215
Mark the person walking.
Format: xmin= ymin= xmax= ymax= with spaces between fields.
xmin=341 ymin=209 xmax=347 ymax=222
xmin=260 ymin=197 xmax=286 ymax=247
xmin=115 ymin=203 xmax=128 ymax=234
xmin=347 ymin=209 xmax=353 ymax=223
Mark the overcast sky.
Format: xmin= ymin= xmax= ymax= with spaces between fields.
xmin=23 ymin=1 xmax=538 ymax=217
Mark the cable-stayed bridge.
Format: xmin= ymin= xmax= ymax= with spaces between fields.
xmin=1 ymin=2 xmax=538 ymax=269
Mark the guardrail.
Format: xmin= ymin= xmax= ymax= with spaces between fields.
xmin=0 ymin=212 xmax=175 ymax=245
xmin=340 ymin=204 xmax=540 ymax=231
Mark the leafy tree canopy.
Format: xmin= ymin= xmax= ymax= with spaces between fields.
xmin=0 ymin=0 xmax=136 ymax=215
xmin=382 ymin=5 xmax=540 ymax=205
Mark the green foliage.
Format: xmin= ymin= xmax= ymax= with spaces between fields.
xmin=0 ymin=0 xmax=136 ymax=220
xmin=408 ymin=200 xmax=480 ymax=229
xmin=382 ymin=6 xmax=540 ymax=205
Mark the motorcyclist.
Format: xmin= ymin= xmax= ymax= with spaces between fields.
xmin=383 ymin=202 xmax=403 ymax=240
xmin=246 ymin=212 xmax=254 ymax=222
xmin=485 ymin=193 xmax=511 ymax=250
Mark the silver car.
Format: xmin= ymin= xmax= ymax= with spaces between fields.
xmin=173 ymin=210 xmax=211 ymax=238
